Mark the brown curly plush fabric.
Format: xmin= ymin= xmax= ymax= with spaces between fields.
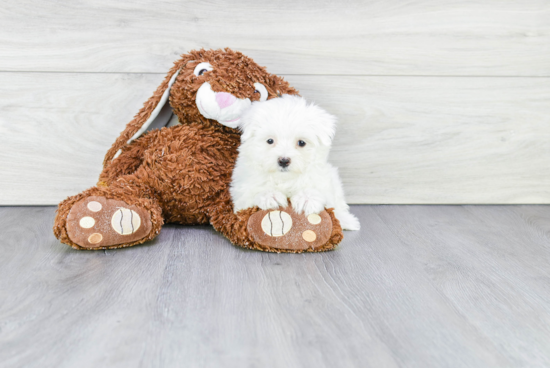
xmin=53 ymin=48 xmax=344 ymax=252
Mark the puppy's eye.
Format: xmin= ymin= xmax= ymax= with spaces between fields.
xmin=298 ymin=140 xmax=306 ymax=147
xmin=254 ymin=83 xmax=268 ymax=102
xmin=267 ymin=139 xmax=274 ymax=145
xmin=193 ymin=62 xmax=213 ymax=76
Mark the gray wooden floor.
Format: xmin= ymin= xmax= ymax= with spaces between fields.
xmin=2 ymin=205 xmax=550 ymax=367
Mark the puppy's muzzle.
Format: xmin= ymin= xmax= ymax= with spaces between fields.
xmin=278 ymin=157 xmax=291 ymax=168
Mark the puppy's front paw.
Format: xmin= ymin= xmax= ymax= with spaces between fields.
xmin=255 ymin=191 xmax=288 ymax=210
xmin=291 ymin=190 xmax=325 ymax=216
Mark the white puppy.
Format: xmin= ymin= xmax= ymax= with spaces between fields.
xmin=231 ymin=94 xmax=360 ymax=231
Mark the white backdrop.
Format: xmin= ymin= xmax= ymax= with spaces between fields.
xmin=0 ymin=0 xmax=549 ymax=204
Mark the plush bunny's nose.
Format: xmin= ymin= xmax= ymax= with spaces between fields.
xmin=215 ymin=92 xmax=237 ymax=109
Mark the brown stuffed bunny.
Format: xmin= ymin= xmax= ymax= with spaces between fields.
xmin=53 ymin=48 xmax=343 ymax=252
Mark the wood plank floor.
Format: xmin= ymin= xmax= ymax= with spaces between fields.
xmin=1 ymin=205 xmax=550 ymax=367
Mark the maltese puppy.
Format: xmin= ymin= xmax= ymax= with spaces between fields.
xmin=230 ymin=94 xmax=360 ymax=231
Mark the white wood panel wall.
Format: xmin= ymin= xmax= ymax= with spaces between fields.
xmin=0 ymin=0 xmax=549 ymax=204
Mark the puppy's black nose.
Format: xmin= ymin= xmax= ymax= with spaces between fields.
xmin=278 ymin=157 xmax=291 ymax=168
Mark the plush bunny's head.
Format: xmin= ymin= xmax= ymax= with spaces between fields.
xmin=104 ymin=48 xmax=299 ymax=165
xmin=175 ymin=48 xmax=299 ymax=128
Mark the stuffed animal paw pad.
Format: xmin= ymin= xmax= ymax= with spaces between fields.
xmin=260 ymin=210 xmax=293 ymax=236
xmin=66 ymin=196 xmax=152 ymax=248
xmin=248 ymin=207 xmax=333 ymax=251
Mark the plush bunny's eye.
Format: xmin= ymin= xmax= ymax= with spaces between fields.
xmin=193 ymin=62 xmax=213 ymax=76
xmin=254 ymin=83 xmax=268 ymax=102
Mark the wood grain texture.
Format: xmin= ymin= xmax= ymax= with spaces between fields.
xmin=0 ymin=0 xmax=549 ymax=76
xmin=2 ymin=205 xmax=550 ymax=367
xmin=0 ymin=72 xmax=162 ymax=205
xmin=1 ymin=72 xmax=549 ymax=205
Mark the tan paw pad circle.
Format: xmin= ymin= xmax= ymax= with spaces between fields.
xmin=111 ymin=208 xmax=141 ymax=235
xmin=88 ymin=233 xmax=103 ymax=244
xmin=79 ymin=216 xmax=95 ymax=229
xmin=307 ymin=214 xmax=322 ymax=225
xmin=261 ymin=210 xmax=293 ymax=237
xmin=302 ymin=230 xmax=317 ymax=242
xmin=87 ymin=201 xmax=102 ymax=212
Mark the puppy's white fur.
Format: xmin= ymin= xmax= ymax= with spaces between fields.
xmin=231 ymin=95 xmax=360 ymax=231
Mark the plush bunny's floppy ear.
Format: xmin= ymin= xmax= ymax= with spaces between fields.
xmin=102 ymin=58 xmax=192 ymax=166
xmin=125 ymin=69 xmax=181 ymax=144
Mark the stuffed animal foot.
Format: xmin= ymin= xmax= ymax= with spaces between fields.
xmin=65 ymin=196 xmax=153 ymax=249
xmin=247 ymin=206 xmax=337 ymax=252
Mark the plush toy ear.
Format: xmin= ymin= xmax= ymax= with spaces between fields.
xmin=125 ymin=69 xmax=181 ymax=143
xmin=102 ymin=57 xmax=192 ymax=166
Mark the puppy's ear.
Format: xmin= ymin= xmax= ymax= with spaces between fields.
xmin=238 ymin=102 xmax=260 ymax=142
xmin=312 ymin=104 xmax=337 ymax=147
xmin=103 ymin=54 xmax=194 ymax=167
xmin=239 ymin=121 xmax=256 ymax=142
